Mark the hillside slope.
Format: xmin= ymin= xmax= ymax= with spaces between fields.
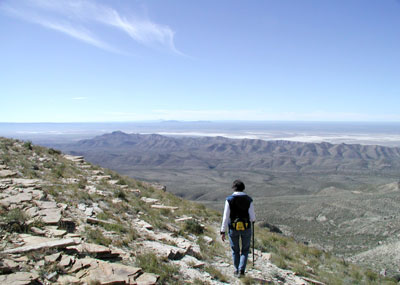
xmin=61 ymin=131 xmax=400 ymax=173
xmin=0 ymin=137 xmax=396 ymax=284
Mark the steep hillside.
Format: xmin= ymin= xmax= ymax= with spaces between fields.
xmin=0 ymin=137 xmax=396 ymax=284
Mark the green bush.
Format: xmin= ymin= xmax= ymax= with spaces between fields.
xmin=2 ymin=208 xmax=29 ymax=233
xmin=23 ymin=141 xmax=33 ymax=150
xmin=114 ymin=189 xmax=127 ymax=201
xmin=184 ymin=219 xmax=204 ymax=235
xmin=85 ymin=227 xmax=112 ymax=246
xmin=48 ymin=148 xmax=61 ymax=155
xmin=52 ymin=163 xmax=66 ymax=178
xmin=135 ymin=252 xmax=179 ymax=284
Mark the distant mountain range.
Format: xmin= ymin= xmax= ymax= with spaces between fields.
xmin=59 ymin=131 xmax=400 ymax=174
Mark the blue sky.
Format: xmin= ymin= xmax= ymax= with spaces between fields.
xmin=1 ymin=0 xmax=400 ymax=122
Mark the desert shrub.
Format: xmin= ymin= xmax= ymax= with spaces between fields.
xmin=85 ymin=227 xmax=112 ymax=246
xmin=2 ymin=208 xmax=29 ymax=233
xmin=192 ymin=279 xmax=209 ymax=285
xmin=52 ymin=163 xmax=66 ymax=178
xmin=23 ymin=140 xmax=33 ymax=150
xmin=117 ymin=177 xmax=128 ymax=186
xmin=4 ymin=208 xmax=28 ymax=223
xmin=114 ymin=189 xmax=127 ymax=201
xmin=75 ymin=188 xmax=91 ymax=202
xmin=29 ymin=217 xmax=45 ymax=229
xmin=48 ymin=148 xmax=61 ymax=155
xmin=135 ymin=252 xmax=180 ymax=284
xmin=113 ymin=228 xmax=137 ymax=247
xmin=102 ymin=222 xmax=127 ymax=233
xmin=271 ymin=253 xmax=288 ymax=269
xmin=308 ymin=246 xmax=323 ymax=259
xmin=292 ymin=263 xmax=311 ymax=278
xmin=160 ymin=208 xmax=173 ymax=217
xmin=96 ymin=211 xmax=113 ymax=221
xmin=197 ymin=237 xmax=226 ymax=262
xmin=350 ymin=268 xmax=363 ymax=282
xmin=78 ymin=178 xmax=87 ymax=189
xmin=184 ymin=219 xmax=204 ymax=235
xmin=46 ymin=186 xmax=60 ymax=198
xmin=365 ymin=269 xmax=378 ymax=281
xmin=204 ymin=266 xmax=228 ymax=282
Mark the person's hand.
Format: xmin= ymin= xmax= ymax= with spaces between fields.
xmin=220 ymin=232 xmax=225 ymax=242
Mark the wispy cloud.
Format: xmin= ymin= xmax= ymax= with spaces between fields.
xmin=0 ymin=0 xmax=183 ymax=55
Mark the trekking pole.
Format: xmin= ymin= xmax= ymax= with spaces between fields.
xmin=252 ymin=222 xmax=255 ymax=267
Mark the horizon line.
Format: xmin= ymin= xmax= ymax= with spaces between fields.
xmin=1 ymin=120 xmax=400 ymax=124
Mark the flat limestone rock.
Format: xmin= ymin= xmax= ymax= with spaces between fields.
xmin=140 ymin=197 xmax=159 ymax=204
xmin=202 ymin=236 xmax=213 ymax=245
xmin=64 ymin=155 xmax=85 ymax=163
xmin=29 ymin=189 xmax=44 ymax=199
xmin=30 ymin=226 xmax=46 ymax=235
xmin=45 ymin=252 xmax=62 ymax=263
xmin=1 ymin=259 xmax=19 ymax=271
xmin=82 ymin=260 xmax=142 ymax=285
xmin=37 ymin=208 xmax=62 ymax=224
xmin=0 ymin=272 xmax=39 ymax=285
xmin=0 ymin=192 xmax=32 ymax=206
xmin=45 ymin=226 xmax=67 ymax=237
xmin=34 ymin=200 xmax=58 ymax=209
xmin=181 ymin=255 xmax=205 ymax=268
xmin=67 ymin=242 xmax=111 ymax=254
xmin=135 ymin=273 xmax=159 ymax=285
xmin=93 ymin=175 xmax=112 ymax=181
xmin=59 ymin=255 xmax=74 ymax=268
xmin=150 ymin=204 xmax=178 ymax=211
xmin=57 ymin=275 xmax=81 ymax=284
xmin=86 ymin=217 xmax=116 ymax=226
xmin=140 ymin=241 xmax=186 ymax=260
xmin=175 ymin=216 xmax=193 ymax=222
xmin=25 ymin=207 xmax=39 ymax=218
xmin=2 ymin=238 xmax=81 ymax=254
xmin=12 ymin=178 xmax=40 ymax=188
xmin=0 ymin=170 xmax=17 ymax=178
xmin=20 ymin=234 xmax=52 ymax=245
xmin=68 ymin=257 xmax=98 ymax=273
xmin=155 ymin=234 xmax=201 ymax=259
xmin=133 ymin=218 xmax=153 ymax=230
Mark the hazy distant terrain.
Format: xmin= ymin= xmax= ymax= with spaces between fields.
xmin=52 ymin=131 xmax=400 ymax=203
xmin=3 ymin=121 xmax=400 ymax=146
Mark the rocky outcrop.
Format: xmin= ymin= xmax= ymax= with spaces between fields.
xmin=0 ymin=272 xmax=39 ymax=285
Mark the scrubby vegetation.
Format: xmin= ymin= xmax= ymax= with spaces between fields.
xmin=135 ymin=252 xmax=180 ymax=284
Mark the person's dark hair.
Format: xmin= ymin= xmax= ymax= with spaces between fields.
xmin=232 ymin=179 xmax=245 ymax=192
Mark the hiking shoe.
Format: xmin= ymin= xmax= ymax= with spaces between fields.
xmin=234 ymin=271 xmax=245 ymax=278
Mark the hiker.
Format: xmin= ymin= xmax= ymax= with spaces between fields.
xmin=220 ymin=179 xmax=256 ymax=277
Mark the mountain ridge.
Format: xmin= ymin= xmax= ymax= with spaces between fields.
xmin=60 ymin=131 xmax=400 ymax=174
